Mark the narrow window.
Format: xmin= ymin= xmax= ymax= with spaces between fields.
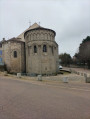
xmin=34 ymin=45 xmax=37 ymax=53
xmin=0 ymin=44 xmax=2 ymax=47
xmin=43 ymin=45 xmax=47 ymax=52
xmin=14 ymin=51 xmax=17 ymax=58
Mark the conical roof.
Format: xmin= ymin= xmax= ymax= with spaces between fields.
xmin=17 ymin=23 xmax=40 ymax=42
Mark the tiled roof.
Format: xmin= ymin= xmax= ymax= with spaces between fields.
xmin=5 ymin=37 xmax=24 ymax=43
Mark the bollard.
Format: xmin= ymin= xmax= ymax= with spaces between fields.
xmin=84 ymin=73 xmax=87 ymax=83
xmin=81 ymin=73 xmax=83 ymax=76
xmin=84 ymin=74 xmax=90 ymax=83
xmin=38 ymin=75 xmax=42 ymax=81
xmin=17 ymin=73 xmax=21 ymax=78
xmin=87 ymin=77 xmax=90 ymax=83
xmin=63 ymin=77 xmax=68 ymax=83
xmin=4 ymin=71 xmax=8 ymax=76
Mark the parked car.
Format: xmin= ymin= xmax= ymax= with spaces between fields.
xmin=59 ymin=65 xmax=63 ymax=69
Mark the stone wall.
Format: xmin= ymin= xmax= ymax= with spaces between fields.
xmin=2 ymin=41 xmax=25 ymax=73
xmin=25 ymin=28 xmax=59 ymax=74
xmin=25 ymin=29 xmax=55 ymax=42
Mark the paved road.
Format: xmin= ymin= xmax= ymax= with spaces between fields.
xmin=0 ymin=76 xmax=90 ymax=119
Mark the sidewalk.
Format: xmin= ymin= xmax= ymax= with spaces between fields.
xmin=63 ymin=67 xmax=90 ymax=76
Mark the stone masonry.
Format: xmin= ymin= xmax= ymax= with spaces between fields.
xmin=24 ymin=25 xmax=59 ymax=74
xmin=0 ymin=23 xmax=59 ymax=74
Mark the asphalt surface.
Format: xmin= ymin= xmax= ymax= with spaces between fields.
xmin=0 ymin=76 xmax=90 ymax=119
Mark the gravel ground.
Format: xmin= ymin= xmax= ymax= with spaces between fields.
xmin=63 ymin=67 xmax=90 ymax=77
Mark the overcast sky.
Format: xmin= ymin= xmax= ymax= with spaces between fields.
xmin=0 ymin=0 xmax=90 ymax=57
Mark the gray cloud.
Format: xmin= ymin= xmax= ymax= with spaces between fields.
xmin=0 ymin=0 xmax=90 ymax=56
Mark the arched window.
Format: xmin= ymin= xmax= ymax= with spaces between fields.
xmin=14 ymin=51 xmax=17 ymax=58
xmin=0 ymin=43 xmax=2 ymax=47
xmin=34 ymin=45 xmax=37 ymax=53
xmin=43 ymin=45 xmax=47 ymax=52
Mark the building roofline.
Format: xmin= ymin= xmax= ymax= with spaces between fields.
xmin=24 ymin=27 xmax=56 ymax=38
xmin=2 ymin=37 xmax=25 ymax=44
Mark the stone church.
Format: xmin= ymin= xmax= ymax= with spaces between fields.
xmin=0 ymin=23 xmax=59 ymax=75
